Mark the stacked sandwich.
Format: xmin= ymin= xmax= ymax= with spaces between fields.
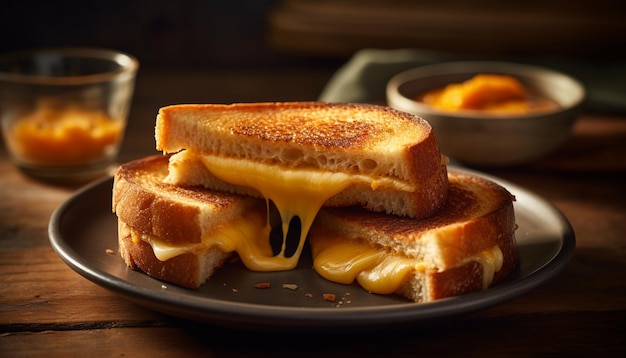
xmin=112 ymin=102 xmax=518 ymax=302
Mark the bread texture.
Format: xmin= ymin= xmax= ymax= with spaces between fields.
xmin=309 ymin=170 xmax=518 ymax=302
xmin=155 ymin=102 xmax=448 ymax=219
xmin=112 ymin=155 xmax=261 ymax=288
xmin=165 ymin=149 xmax=448 ymax=220
xmin=118 ymin=220 xmax=231 ymax=289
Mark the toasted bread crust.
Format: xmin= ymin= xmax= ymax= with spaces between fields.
xmin=112 ymin=155 xmax=259 ymax=245
xmin=156 ymin=102 xmax=432 ymax=149
xmin=396 ymin=262 xmax=483 ymax=302
xmin=118 ymin=221 xmax=231 ymax=289
xmin=398 ymin=240 xmax=518 ymax=302
xmin=316 ymin=171 xmax=517 ymax=269
xmin=155 ymin=102 xmax=448 ymax=218
xmin=155 ymin=102 xmax=442 ymax=181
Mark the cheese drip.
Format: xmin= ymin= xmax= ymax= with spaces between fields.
xmin=470 ymin=243 xmax=504 ymax=289
xmin=198 ymin=154 xmax=413 ymax=270
xmin=310 ymin=230 xmax=504 ymax=294
xmin=133 ymin=208 xmax=303 ymax=271
xmin=310 ymin=230 xmax=420 ymax=294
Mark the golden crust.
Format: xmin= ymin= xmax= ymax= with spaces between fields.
xmin=112 ymin=155 xmax=259 ymax=245
xmin=155 ymin=102 xmax=447 ymax=196
xmin=425 ymin=226 xmax=517 ymax=301
xmin=155 ymin=102 xmax=449 ymax=219
xmin=398 ymin=247 xmax=517 ymax=302
xmin=156 ymin=102 xmax=431 ymax=150
xmin=316 ymin=171 xmax=517 ymax=269
xmin=118 ymin=221 xmax=231 ymax=289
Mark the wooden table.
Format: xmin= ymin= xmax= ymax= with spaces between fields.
xmin=1 ymin=67 xmax=625 ymax=356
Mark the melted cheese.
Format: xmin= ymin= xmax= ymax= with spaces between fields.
xmin=310 ymin=231 xmax=504 ymax=294
xmin=132 ymin=208 xmax=303 ymax=271
xmin=197 ymin=154 xmax=413 ymax=270
xmin=467 ymin=244 xmax=504 ymax=289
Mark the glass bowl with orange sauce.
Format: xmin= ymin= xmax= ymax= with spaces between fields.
xmin=0 ymin=47 xmax=138 ymax=182
xmin=386 ymin=61 xmax=585 ymax=167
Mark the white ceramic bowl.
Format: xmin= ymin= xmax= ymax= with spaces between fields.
xmin=386 ymin=61 xmax=585 ymax=167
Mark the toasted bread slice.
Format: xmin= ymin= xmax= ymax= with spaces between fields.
xmin=155 ymin=102 xmax=449 ymax=220
xmin=309 ymin=170 xmax=518 ymax=302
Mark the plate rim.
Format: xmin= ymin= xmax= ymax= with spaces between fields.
xmin=48 ymin=167 xmax=576 ymax=331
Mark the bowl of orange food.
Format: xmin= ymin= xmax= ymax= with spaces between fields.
xmin=386 ymin=61 xmax=585 ymax=166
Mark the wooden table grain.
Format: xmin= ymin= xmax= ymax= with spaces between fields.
xmin=1 ymin=67 xmax=625 ymax=357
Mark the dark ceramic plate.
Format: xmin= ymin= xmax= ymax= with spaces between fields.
xmin=49 ymin=167 xmax=575 ymax=331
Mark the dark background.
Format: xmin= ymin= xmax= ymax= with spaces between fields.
xmin=1 ymin=0 xmax=295 ymax=70
xmin=3 ymin=0 xmax=625 ymax=71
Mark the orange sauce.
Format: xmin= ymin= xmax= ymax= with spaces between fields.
xmin=9 ymin=106 xmax=123 ymax=165
xmin=417 ymin=74 xmax=559 ymax=114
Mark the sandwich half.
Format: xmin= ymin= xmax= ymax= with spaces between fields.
xmin=155 ymin=102 xmax=449 ymax=270
xmin=309 ymin=171 xmax=518 ymax=302
xmin=112 ymin=155 xmax=299 ymax=289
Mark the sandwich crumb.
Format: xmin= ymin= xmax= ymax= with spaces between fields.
xmin=323 ymin=293 xmax=336 ymax=302
xmin=341 ymin=293 xmax=352 ymax=304
xmin=254 ymin=282 xmax=271 ymax=289
xmin=305 ymin=293 xmax=313 ymax=298
xmin=282 ymin=283 xmax=298 ymax=291
xmin=232 ymin=288 xmax=238 ymax=293
xmin=105 ymin=248 xmax=114 ymax=255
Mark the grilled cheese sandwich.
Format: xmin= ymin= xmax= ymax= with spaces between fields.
xmin=113 ymin=155 xmax=518 ymax=302
xmin=156 ymin=102 xmax=449 ymax=270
